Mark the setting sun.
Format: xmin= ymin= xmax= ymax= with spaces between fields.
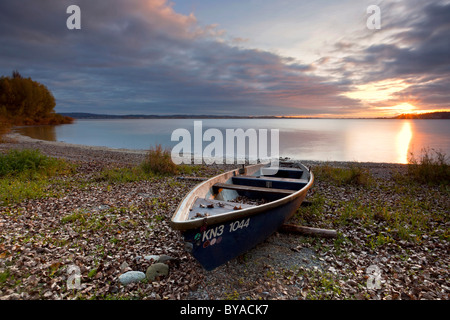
xmin=372 ymin=102 xmax=418 ymax=116
xmin=342 ymin=79 xmax=412 ymax=103
xmin=392 ymin=102 xmax=416 ymax=113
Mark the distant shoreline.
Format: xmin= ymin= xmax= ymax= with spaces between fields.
xmin=4 ymin=132 xmax=148 ymax=155
xmin=59 ymin=111 xmax=450 ymax=120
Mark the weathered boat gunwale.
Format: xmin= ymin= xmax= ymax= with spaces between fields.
xmin=170 ymin=163 xmax=314 ymax=231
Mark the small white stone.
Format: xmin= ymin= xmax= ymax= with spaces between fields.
xmin=119 ymin=271 xmax=146 ymax=285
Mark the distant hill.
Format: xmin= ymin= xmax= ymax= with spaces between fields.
xmin=60 ymin=112 xmax=132 ymax=119
xmin=59 ymin=113 xmax=298 ymax=119
xmin=60 ymin=111 xmax=450 ymax=120
xmin=394 ymin=112 xmax=450 ymax=119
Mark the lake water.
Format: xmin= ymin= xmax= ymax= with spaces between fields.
xmin=16 ymin=119 xmax=450 ymax=164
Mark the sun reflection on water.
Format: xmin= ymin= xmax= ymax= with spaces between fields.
xmin=396 ymin=121 xmax=413 ymax=164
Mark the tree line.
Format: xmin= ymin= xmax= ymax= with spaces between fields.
xmin=395 ymin=112 xmax=450 ymax=119
xmin=0 ymin=71 xmax=73 ymax=126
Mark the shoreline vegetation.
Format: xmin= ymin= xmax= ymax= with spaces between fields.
xmin=0 ymin=133 xmax=448 ymax=300
xmin=0 ymin=71 xmax=73 ymax=135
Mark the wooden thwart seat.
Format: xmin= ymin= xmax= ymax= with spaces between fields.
xmin=258 ymin=176 xmax=309 ymax=183
xmin=213 ymin=182 xmax=297 ymax=196
xmin=261 ymin=167 xmax=304 ymax=179
xmin=231 ymin=176 xmax=307 ymax=190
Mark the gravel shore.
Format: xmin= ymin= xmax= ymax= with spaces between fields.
xmin=0 ymin=133 xmax=448 ymax=300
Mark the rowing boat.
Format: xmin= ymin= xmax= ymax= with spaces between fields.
xmin=170 ymin=162 xmax=314 ymax=270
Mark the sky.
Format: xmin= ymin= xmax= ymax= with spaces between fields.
xmin=0 ymin=0 xmax=449 ymax=117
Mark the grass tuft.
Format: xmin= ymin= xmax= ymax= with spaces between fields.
xmin=407 ymin=148 xmax=449 ymax=185
xmin=96 ymin=145 xmax=201 ymax=183
xmin=0 ymin=149 xmax=64 ymax=177
xmin=140 ymin=144 xmax=179 ymax=176
xmin=314 ymin=164 xmax=372 ymax=187
xmin=0 ymin=149 xmax=74 ymax=204
xmin=96 ymin=167 xmax=151 ymax=183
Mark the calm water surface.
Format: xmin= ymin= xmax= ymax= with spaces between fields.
xmin=17 ymin=119 xmax=450 ymax=164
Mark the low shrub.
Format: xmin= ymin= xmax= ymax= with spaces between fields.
xmin=407 ymin=148 xmax=449 ymax=185
xmin=96 ymin=167 xmax=150 ymax=183
xmin=0 ymin=149 xmax=68 ymax=177
xmin=314 ymin=164 xmax=372 ymax=187
xmin=0 ymin=149 xmax=73 ymax=204
xmin=141 ymin=144 xmax=179 ymax=176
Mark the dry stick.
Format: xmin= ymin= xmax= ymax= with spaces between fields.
xmin=279 ymin=224 xmax=337 ymax=238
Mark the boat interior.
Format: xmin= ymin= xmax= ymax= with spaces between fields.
xmin=187 ymin=165 xmax=310 ymax=220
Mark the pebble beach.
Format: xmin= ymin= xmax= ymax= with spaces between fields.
xmin=0 ymin=132 xmax=448 ymax=300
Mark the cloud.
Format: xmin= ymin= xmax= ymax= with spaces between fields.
xmin=333 ymin=0 xmax=450 ymax=112
xmin=0 ymin=0 xmax=363 ymax=116
xmin=0 ymin=0 xmax=448 ymax=116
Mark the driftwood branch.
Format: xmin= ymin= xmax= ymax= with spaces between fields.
xmin=280 ymin=224 xmax=337 ymax=238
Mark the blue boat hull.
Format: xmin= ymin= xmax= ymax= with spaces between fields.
xmin=183 ymin=194 xmax=306 ymax=271
xmin=171 ymin=163 xmax=314 ymax=271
